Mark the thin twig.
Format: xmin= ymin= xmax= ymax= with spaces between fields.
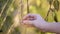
xmin=0 ymin=0 xmax=15 ymax=32
xmin=27 ymin=0 xmax=29 ymax=13
xmin=0 ymin=0 xmax=9 ymax=17
xmin=20 ymin=0 xmax=27 ymax=34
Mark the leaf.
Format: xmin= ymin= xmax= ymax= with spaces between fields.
xmin=53 ymin=0 xmax=59 ymax=11
xmin=54 ymin=14 xmax=58 ymax=22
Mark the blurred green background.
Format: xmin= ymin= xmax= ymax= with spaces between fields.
xmin=0 ymin=0 xmax=60 ymax=34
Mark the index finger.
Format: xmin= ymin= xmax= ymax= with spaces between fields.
xmin=23 ymin=14 xmax=36 ymax=20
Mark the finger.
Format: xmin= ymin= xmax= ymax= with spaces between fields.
xmin=23 ymin=14 xmax=33 ymax=20
xmin=23 ymin=17 xmax=36 ymax=21
xmin=22 ymin=20 xmax=34 ymax=27
xmin=23 ymin=14 xmax=36 ymax=20
xmin=27 ymin=18 xmax=36 ymax=21
xmin=23 ymin=20 xmax=34 ymax=25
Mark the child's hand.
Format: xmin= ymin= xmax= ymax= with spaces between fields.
xmin=23 ymin=14 xmax=47 ymax=29
xmin=22 ymin=14 xmax=60 ymax=33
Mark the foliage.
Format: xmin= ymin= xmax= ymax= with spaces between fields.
xmin=0 ymin=0 xmax=60 ymax=34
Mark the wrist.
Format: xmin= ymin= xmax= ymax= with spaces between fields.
xmin=35 ymin=22 xmax=49 ymax=32
xmin=40 ymin=22 xmax=49 ymax=31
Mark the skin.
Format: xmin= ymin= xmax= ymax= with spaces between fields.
xmin=22 ymin=14 xmax=60 ymax=34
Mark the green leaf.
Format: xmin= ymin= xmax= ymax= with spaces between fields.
xmin=54 ymin=12 xmax=58 ymax=22
xmin=53 ymin=0 xmax=59 ymax=11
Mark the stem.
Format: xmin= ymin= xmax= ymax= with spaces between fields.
xmin=27 ymin=0 xmax=29 ymax=13
xmin=20 ymin=0 xmax=27 ymax=34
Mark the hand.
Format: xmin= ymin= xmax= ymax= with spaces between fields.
xmin=22 ymin=14 xmax=60 ymax=33
xmin=23 ymin=14 xmax=47 ymax=29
